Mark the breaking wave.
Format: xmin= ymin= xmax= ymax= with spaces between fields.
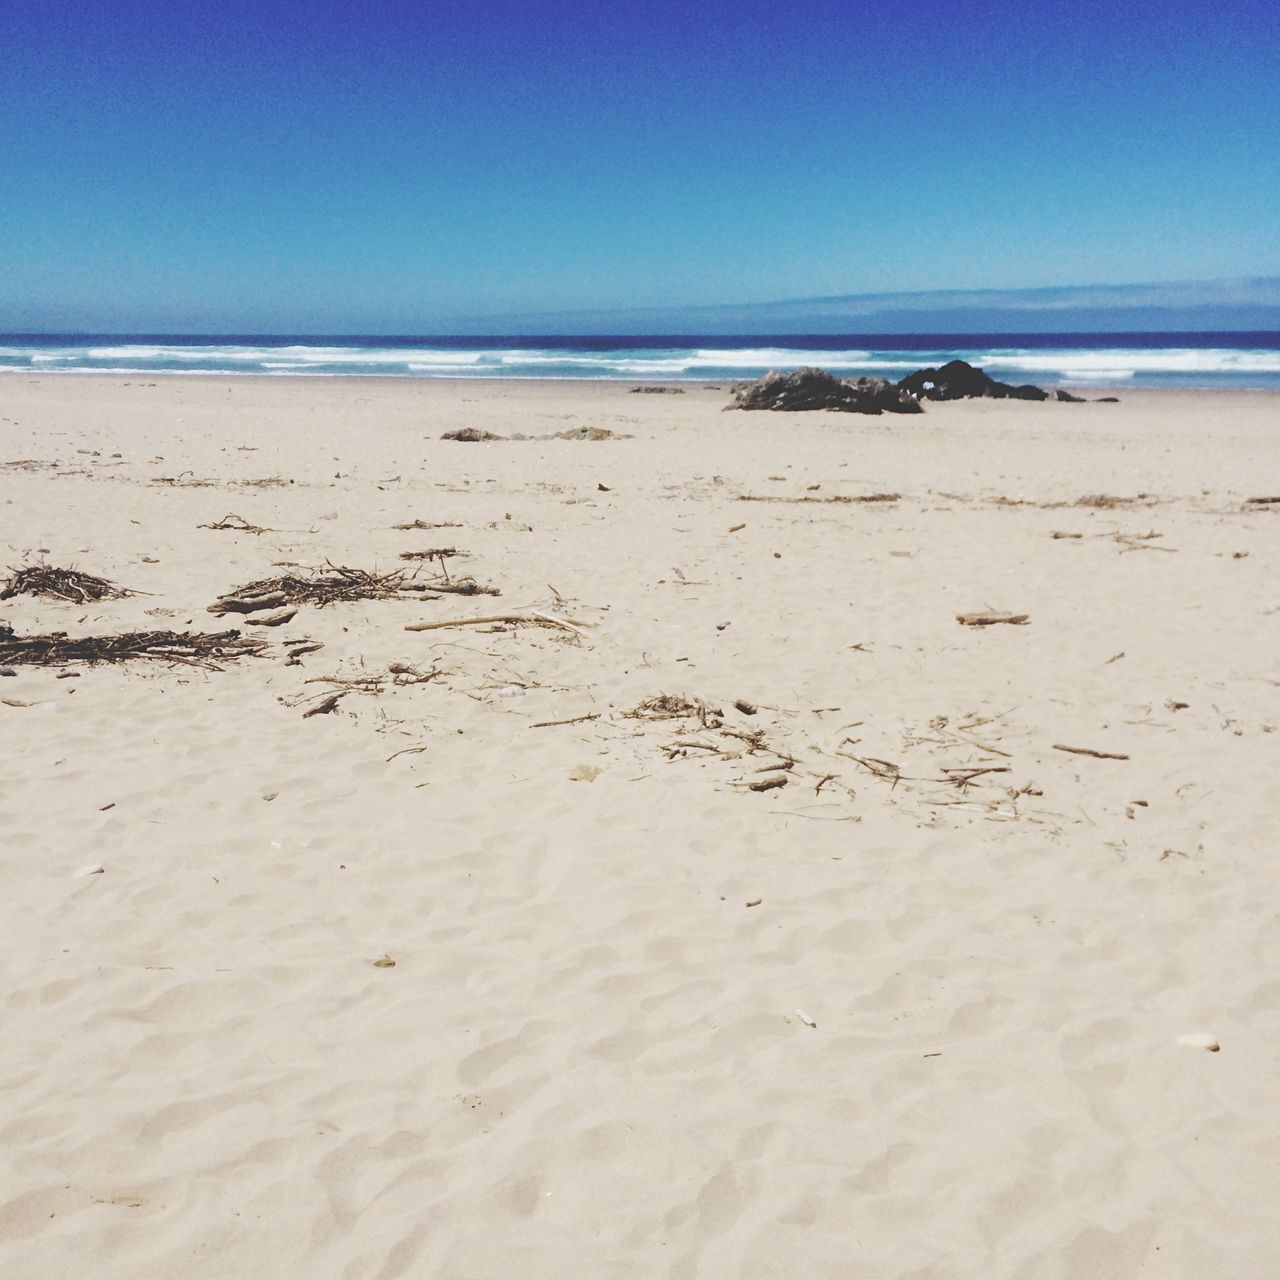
xmin=1 ymin=336 xmax=1277 ymax=387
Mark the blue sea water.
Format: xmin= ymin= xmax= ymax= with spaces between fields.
xmin=1 ymin=332 xmax=1278 ymax=389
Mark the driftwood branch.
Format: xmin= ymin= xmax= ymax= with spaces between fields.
xmin=529 ymin=713 xmax=601 ymax=728
xmin=405 ymin=611 xmax=589 ymax=635
xmin=1052 ymin=743 xmax=1130 ymax=761
xmin=956 ymin=612 xmax=1030 ymax=627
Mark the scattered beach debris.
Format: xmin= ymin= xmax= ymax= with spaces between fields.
xmin=567 ymin=763 xmax=602 ymax=781
xmin=373 ymin=954 xmax=397 ymax=968
xmin=198 ymin=513 xmax=271 ymax=535
xmin=1052 ymin=743 xmax=1130 ymax=761
xmin=0 ymin=459 xmax=58 ymax=472
xmin=737 ymin=491 xmax=900 ymax=505
xmin=392 ymin=519 xmax=464 ymax=530
xmin=442 ymin=428 xmax=505 ymax=442
xmin=441 ymin=426 xmax=625 ymax=443
xmin=795 ymin=1009 xmax=817 ymax=1029
xmin=0 ymin=625 xmax=268 ymax=669
xmin=1076 ymin=493 xmax=1153 ymax=509
xmin=629 ymin=385 xmax=685 ymax=393
xmin=627 ymin=694 xmax=723 ymax=727
xmin=1111 ymin=531 xmax=1177 ymax=553
xmin=956 ymin=612 xmax=1030 ymax=627
xmin=552 ymin=426 xmax=622 ymax=440
xmin=727 ymin=367 xmax=922 ymax=414
xmin=74 ymin=864 xmax=106 ymax=877
xmin=1 ymin=564 xmax=133 ymax=603
xmin=1245 ymin=496 xmax=1280 ymax=506
xmin=211 ymin=565 xmax=413 ymax=615
xmin=152 ymin=472 xmax=218 ymax=488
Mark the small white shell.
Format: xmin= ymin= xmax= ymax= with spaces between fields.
xmin=1176 ymin=1033 xmax=1221 ymax=1052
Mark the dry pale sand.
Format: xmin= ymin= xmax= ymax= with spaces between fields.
xmin=1 ymin=373 xmax=1278 ymax=1279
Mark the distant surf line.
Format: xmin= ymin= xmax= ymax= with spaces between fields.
xmin=1 ymin=332 xmax=1278 ymax=388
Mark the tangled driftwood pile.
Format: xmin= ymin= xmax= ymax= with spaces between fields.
xmin=1 ymin=565 xmax=132 ymax=603
xmin=211 ymin=565 xmax=413 ymax=616
xmin=0 ymin=622 xmax=267 ymax=669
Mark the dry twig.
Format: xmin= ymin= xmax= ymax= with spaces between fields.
xmin=1053 ymin=743 xmax=1130 ymax=761
xmin=956 ymin=612 xmax=1030 ymax=627
xmin=198 ymin=513 xmax=269 ymax=535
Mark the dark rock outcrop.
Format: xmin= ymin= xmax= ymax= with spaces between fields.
xmin=728 ymin=367 xmax=923 ymax=414
xmin=896 ymin=359 xmax=1049 ymax=402
xmin=1054 ymin=389 xmax=1087 ymax=402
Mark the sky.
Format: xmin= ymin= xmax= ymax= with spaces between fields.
xmin=2 ymin=0 xmax=1278 ymax=332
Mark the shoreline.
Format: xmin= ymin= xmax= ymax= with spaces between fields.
xmin=5 ymin=367 xmax=1280 ymax=399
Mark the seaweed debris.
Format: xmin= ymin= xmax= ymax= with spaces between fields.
xmin=626 ymin=694 xmax=724 ymax=727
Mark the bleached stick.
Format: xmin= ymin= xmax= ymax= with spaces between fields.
xmin=405 ymin=612 xmax=589 ymax=634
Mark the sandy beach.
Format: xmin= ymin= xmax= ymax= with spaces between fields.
xmin=2 ymin=372 xmax=1278 ymax=1278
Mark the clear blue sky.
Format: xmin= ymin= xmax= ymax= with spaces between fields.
xmin=2 ymin=0 xmax=1277 ymax=331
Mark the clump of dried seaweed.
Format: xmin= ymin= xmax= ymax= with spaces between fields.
xmin=442 ymin=428 xmax=505 ymax=442
xmin=0 ymin=624 xmax=267 ymax=669
xmin=1075 ymin=493 xmax=1152 ymax=509
xmin=212 ymin=564 xmax=412 ymax=614
xmin=626 ymin=694 xmax=724 ymax=727
xmin=552 ymin=426 xmax=625 ymax=441
xmin=0 ymin=459 xmax=58 ymax=472
xmin=1 ymin=564 xmax=133 ymax=603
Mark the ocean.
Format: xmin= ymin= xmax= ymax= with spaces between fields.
xmin=1 ymin=332 xmax=1278 ymax=389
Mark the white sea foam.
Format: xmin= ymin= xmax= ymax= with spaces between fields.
xmin=1 ymin=340 xmax=1276 ymax=385
xmin=978 ymin=348 xmax=1280 ymax=377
